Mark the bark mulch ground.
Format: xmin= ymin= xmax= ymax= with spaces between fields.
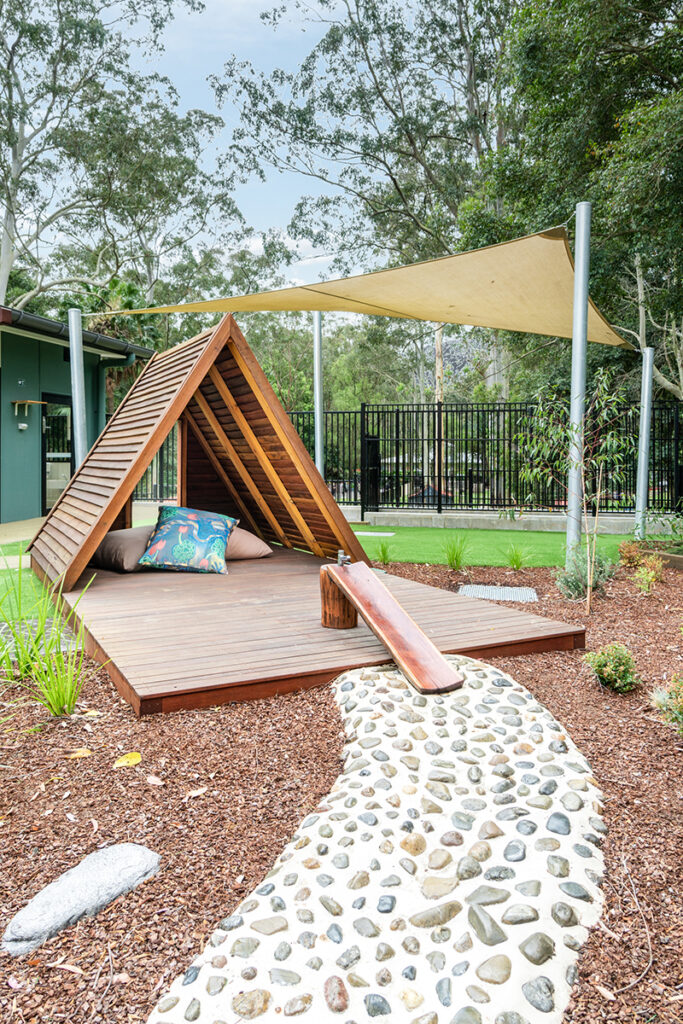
xmin=0 ymin=679 xmax=344 ymax=1023
xmin=1 ymin=564 xmax=682 ymax=1023
xmin=387 ymin=561 xmax=683 ymax=1023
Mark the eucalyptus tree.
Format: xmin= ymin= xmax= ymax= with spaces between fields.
xmin=214 ymin=0 xmax=518 ymax=395
xmin=505 ymin=0 xmax=682 ymax=398
xmin=72 ymin=91 xmax=243 ymax=306
xmin=216 ymin=0 xmax=518 ymax=266
xmin=0 ymin=0 xmax=241 ymax=310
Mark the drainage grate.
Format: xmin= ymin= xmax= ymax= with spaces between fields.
xmin=458 ymin=584 xmax=538 ymax=603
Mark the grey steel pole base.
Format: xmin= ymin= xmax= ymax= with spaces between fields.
xmin=566 ymin=202 xmax=592 ymax=567
xmin=634 ymin=347 xmax=654 ymax=539
xmin=68 ymin=308 xmax=89 ymax=467
xmin=313 ymin=310 xmax=324 ymax=477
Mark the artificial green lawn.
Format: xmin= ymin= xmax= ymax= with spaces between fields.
xmin=0 ymin=568 xmax=49 ymax=620
xmin=351 ymin=525 xmax=627 ymax=567
xmin=0 ymin=540 xmax=29 ymax=556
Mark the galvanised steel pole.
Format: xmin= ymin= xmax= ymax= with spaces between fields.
xmin=313 ymin=310 xmax=324 ymax=476
xmin=566 ymin=202 xmax=591 ymax=567
xmin=68 ymin=308 xmax=89 ymax=467
xmin=634 ymin=346 xmax=654 ymax=539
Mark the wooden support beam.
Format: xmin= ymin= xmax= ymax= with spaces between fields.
xmin=184 ymin=409 xmax=264 ymax=538
xmin=190 ymin=390 xmax=291 ymax=547
xmin=226 ymin=335 xmax=368 ymax=565
xmin=110 ymin=496 xmax=133 ymax=531
xmin=207 ymin=366 xmax=324 ymax=557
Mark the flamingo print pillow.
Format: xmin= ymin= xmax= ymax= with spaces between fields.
xmin=138 ymin=506 xmax=238 ymax=574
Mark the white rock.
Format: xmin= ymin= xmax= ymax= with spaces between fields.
xmin=2 ymin=843 xmax=160 ymax=955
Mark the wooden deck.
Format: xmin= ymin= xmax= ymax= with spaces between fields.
xmin=62 ymin=548 xmax=585 ymax=716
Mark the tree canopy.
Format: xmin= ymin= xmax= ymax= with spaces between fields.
xmin=2 ymin=0 xmax=681 ymax=409
xmin=0 ymin=0 xmax=240 ymax=310
xmin=215 ymin=0 xmax=681 ymax=401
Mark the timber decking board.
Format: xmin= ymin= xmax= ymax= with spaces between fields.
xmin=60 ymin=547 xmax=585 ymax=715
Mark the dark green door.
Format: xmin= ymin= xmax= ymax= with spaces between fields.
xmin=42 ymin=394 xmax=74 ymax=515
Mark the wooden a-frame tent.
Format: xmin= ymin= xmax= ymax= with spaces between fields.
xmin=28 ymin=314 xmax=584 ymax=716
xmin=29 ymin=314 xmax=367 ymax=590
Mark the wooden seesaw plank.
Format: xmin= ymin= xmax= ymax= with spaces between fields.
xmin=321 ymin=562 xmax=465 ymax=695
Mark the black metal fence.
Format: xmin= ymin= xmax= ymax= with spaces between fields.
xmin=133 ymin=427 xmax=178 ymax=502
xmin=289 ymin=410 xmax=362 ymax=505
xmin=132 ymin=401 xmax=682 ymax=514
xmin=356 ymin=401 xmax=681 ymax=515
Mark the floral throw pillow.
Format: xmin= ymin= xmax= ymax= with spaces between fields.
xmin=138 ymin=506 xmax=238 ymax=574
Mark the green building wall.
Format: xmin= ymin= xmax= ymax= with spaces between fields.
xmin=0 ymin=329 xmax=103 ymax=523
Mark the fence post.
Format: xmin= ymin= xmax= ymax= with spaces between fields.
xmin=437 ymin=400 xmax=443 ymax=514
xmin=394 ymin=407 xmax=400 ymax=506
xmin=360 ymin=402 xmax=367 ymax=522
xmin=634 ymin=347 xmax=654 ymax=538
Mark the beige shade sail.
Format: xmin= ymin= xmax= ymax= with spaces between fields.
xmin=113 ymin=227 xmax=629 ymax=348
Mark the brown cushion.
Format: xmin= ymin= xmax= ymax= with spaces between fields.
xmin=226 ymin=526 xmax=272 ymax=560
xmin=90 ymin=525 xmax=154 ymax=573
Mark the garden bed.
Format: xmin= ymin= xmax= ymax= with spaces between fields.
xmin=0 ymin=679 xmax=344 ymax=1023
xmin=0 ymin=565 xmax=681 ymax=1023
xmin=387 ymin=561 xmax=683 ymax=1022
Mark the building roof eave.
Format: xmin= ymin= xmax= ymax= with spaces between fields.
xmin=0 ymin=306 xmax=154 ymax=360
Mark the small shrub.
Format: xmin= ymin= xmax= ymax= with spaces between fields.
xmin=376 ymin=540 xmax=392 ymax=565
xmin=505 ymin=542 xmax=527 ymax=571
xmin=443 ymin=534 xmax=468 ymax=571
xmin=584 ymin=642 xmax=641 ymax=693
xmin=650 ymin=675 xmax=683 ymax=735
xmin=555 ymin=549 xmax=615 ymax=601
xmin=633 ymin=553 xmax=664 ymax=595
xmin=618 ymin=539 xmax=645 ymax=567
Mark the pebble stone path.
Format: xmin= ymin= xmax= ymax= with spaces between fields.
xmin=149 ymin=655 xmax=606 ymax=1024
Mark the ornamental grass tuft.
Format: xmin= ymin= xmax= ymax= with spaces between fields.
xmin=0 ymin=558 xmax=94 ymax=716
xmin=376 ymin=539 xmax=392 ymax=566
xmin=650 ymin=675 xmax=683 ymax=735
xmin=505 ymin=542 xmax=527 ymax=571
xmin=443 ymin=534 xmax=469 ymax=571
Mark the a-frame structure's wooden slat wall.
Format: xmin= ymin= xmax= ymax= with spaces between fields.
xmin=29 ymin=315 xmax=367 ymax=591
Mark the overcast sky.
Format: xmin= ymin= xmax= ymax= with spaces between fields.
xmin=137 ymin=0 xmax=335 ymax=284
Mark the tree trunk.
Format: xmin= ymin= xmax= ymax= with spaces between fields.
xmin=634 ymin=252 xmax=683 ymax=400
xmin=635 ymin=251 xmax=647 ymax=349
xmin=434 ymin=324 xmax=444 ymax=403
xmin=144 ymin=253 xmax=158 ymax=305
xmin=488 ymin=335 xmax=509 ymax=399
xmin=0 ymin=205 xmax=15 ymax=305
xmin=0 ymin=150 xmax=21 ymax=306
